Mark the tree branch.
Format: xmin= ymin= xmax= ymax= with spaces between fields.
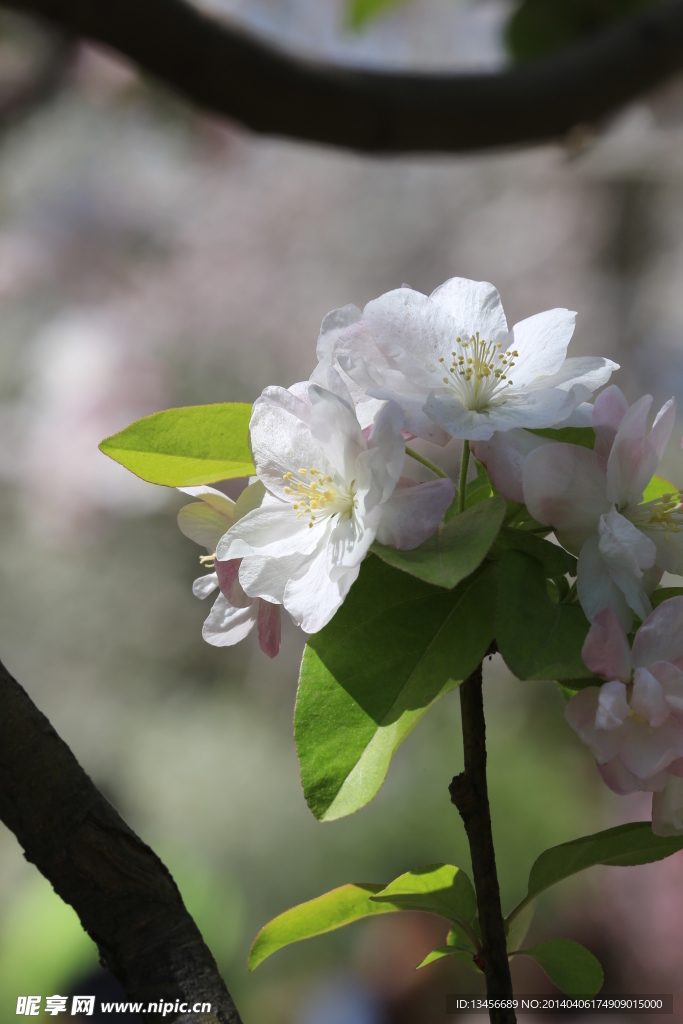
xmin=0 ymin=656 xmax=243 ymax=1024
xmin=2 ymin=0 xmax=683 ymax=152
xmin=450 ymin=658 xmax=515 ymax=1024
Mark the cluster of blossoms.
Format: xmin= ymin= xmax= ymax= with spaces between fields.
xmin=178 ymin=276 xmax=683 ymax=832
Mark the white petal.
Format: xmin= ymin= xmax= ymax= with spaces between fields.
xmin=429 ymin=277 xmax=508 ymax=341
xmin=632 ymin=667 xmax=671 ymax=728
xmin=233 ymin=480 xmax=266 ymax=522
xmin=248 ymin=385 xmax=327 ymax=500
xmin=650 ymin=660 xmax=683 ymax=712
xmin=177 ymin=485 xmax=236 ymax=516
xmin=308 ymin=384 xmax=367 ymax=483
xmin=238 ymin=553 xmax=303 ymax=604
xmin=598 ymin=507 xmax=656 ymax=578
xmin=524 ymin=444 xmax=609 ymax=552
xmin=363 ymin=287 xmax=455 ymax=386
xmin=559 ymin=401 xmax=594 ymax=427
xmin=577 ymin=535 xmax=634 ymax=630
xmin=192 ymin=572 xmax=219 ymax=600
xmin=366 ymin=400 xmax=405 ymax=498
xmin=507 ymin=308 xmax=576 ymax=385
xmin=178 ymin=502 xmax=233 ymax=551
xmin=375 ymin=477 xmax=455 ymax=549
xmin=595 ymin=680 xmax=630 ymax=730
xmin=564 ymin=686 xmax=623 ymax=763
xmin=652 ymin=775 xmax=683 ymax=836
xmin=202 ymin=593 xmax=257 ymax=647
xmin=316 ymin=303 xmax=362 ymax=363
xmin=283 ymin=544 xmax=359 ymax=633
xmin=632 ymin=595 xmax=683 ymax=669
xmin=217 ymin=505 xmax=327 ymax=561
xmin=525 ymin=356 xmax=618 ymax=394
xmin=329 ymin=511 xmax=377 ymax=573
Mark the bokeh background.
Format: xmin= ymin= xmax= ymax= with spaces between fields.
xmin=1 ymin=0 xmax=683 ymax=1019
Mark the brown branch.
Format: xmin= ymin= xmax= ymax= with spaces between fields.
xmin=450 ymin=659 xmax=516 ymax=1024
xmin=2 ymin=0 xmax=683 ymax=151
xmin=0 ymin=656 xmax=243 ymax=1024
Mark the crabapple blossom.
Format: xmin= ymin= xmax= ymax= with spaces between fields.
xmin=523 ymin=386 xmax=682 ymax=629
xmin=323 ymin=276 xmax=617 ymax=443
xmin=565 ymin=601 xmax=683 ymax=835
xmin=177 ymin=480 xmax=282 ymax=658
xmin=216 ymin=375 xmax=455 ymax=634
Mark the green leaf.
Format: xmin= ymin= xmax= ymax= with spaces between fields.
xmin=465 ymin=460 xmax=494 ymax=508
xmin=527 ymin=426 xmax=595 ymax=449
xmin=652 ymin=587 xmax=683 ymax=608
xmin=496 ymin=551 xmax=591 ymax=681
xmin=248 ymin=883 xmax=400 ymax=970
xmin=513 ymin=940 xmax=603 ymax=996
xmin=557 ymin=676 xmax=603 ymax=692
xmin=346 ymin=0 xmax=406 ymax=29
xmin=296 ymin=556 xmax=497 ymax=821
xmin=99 ymin=403 xmax=254 ymax=486
xmin=644 ymin=474 xmax=677 ymax=502
xmin=489 ymin=528 xmax=577 ymax=578
xmin=372 ymin=495 xmax=506 ymax=589
xmin=506 ymin=899 xmax=535 ymax=952
xmin=371 ymin=864 xmax=477 ymax=925
xmin=416 ymin=946 xmax=481 ymax=971
xmin=526 ymin=822 xmax=683 ymax=904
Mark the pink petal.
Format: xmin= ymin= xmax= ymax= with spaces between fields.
xmin=632 ymin=596 xmax=683 ymax=670
xmin=592 ymin=385 xmax=629 ymax=459
xmin=631 ymin=667 xmax=670 ymax=728
xmin=606 ymin=396 xmax=675 ymax=507
xmin=471 ymin=429 xmax=553 ymax=503
xmin=576 ymin=535 xmax=634 ymax=630
xmin=618 ymin=715 xmax=683 ymax=779
xmin=598 ymin=758 xmax=667 ymax=795
xmin=581 ymin=606 xmax=632 ymax=682
xmin=257 ymin=600 xmax=281 ymax=658
xmin=215 ymin=557 xmax=254 ymax=609
xmin=565 ymin=686 xmax=623 ymax=763
xmin=652 ymin=776 xmax=683 ymax=836
xmin=523 ymin=443 xmax=609 ymax=553
xmin=375 ymin=477 xmax=455 ymax=550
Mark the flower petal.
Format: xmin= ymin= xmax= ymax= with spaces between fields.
xmin=640 ymin=525 xmax=683 ymax=576
xmin=652 ymin=775 xmax=683 ymax=836
xmin=564 ymin=686 xmax=623 ymax=763
xmin=576 ymin=535 xmax=634 ymax=630
xmin=632 ymin=667 xmax=671 ymax=728
xmin=233 ymin=480 xmax=266 ymax=522
xmin=257 ymin=600 xmax=281 ymax=658
xmin=192 ymin=572 xmax=219 ymax=600
xmin=238 ymin=553 xmax=303 ymax=604
xmin=632 ymin=595 xmax=683 ymax=669
xmin=178 ymin=501 xmax=233 ymax=552
xmin=593 ymin=385 xmax=629 ymax=459
xmin=524 ymin=356 xmax=618 ymax=394
xmin=598 ymin=758 xmax=668 ymax=795
xmin=215 ymin=557 xmax=253 ymax=608
xmin=595 ymin=680 xmax=630 ymax=730
xmin=507 ymin=308 xmax=576 ymax=385
xmin=366 ymin=399 xmax=405 ymax=499
xmin=375 ymin=477 xmax=455 ymax=550
xmin=217 ymin=505 xmax=327 ymax=561
xmin=429 ymin=277 xmax=508 ymax=341
xmin=581 ymin=605 xmax=632 ymax=683
xmin=308 ymin=384 xmax=367 ymax=484
xmin=202 ymin=593 xmax=258 ymax=647
xmin=424 ymin=385 xmax=581 ymax=442
xmin=618 ymin=715 xmax=683 ymax=779
xmin=283 ymin=543 xmax=359 ymax=633
xmin=607 ymin=396 xmax=675 ymax=507
xmin=598 ymin=507 xmax=656 ymax=578
xmin=177 ymin=484 xmax=236 ymax=516
xmin=524 ymin=444 xmax=609 ymax=552
xmin=471 ymin=429 xmax=552 ymax=503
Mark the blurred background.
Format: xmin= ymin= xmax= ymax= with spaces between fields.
xmin=0 ymin=0 xmax=683 ymax=1019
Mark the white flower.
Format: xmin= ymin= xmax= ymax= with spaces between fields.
xmin=177 ymin=481 xmax=282 ymax=658
xmin=523 ymin=386 xmax=681 ymax=629
xmin=566 ymin=601 xmax=683 ymax=835
xmin=216 ymin=375 xmax=455 ymax=633
xmin=325 ymin=277 xmax=617 ymax=443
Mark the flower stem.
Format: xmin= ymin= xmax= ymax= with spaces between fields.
xmin=458 ymin=442 xmax=471 ymax=514
xmin=405 ymin=446 xmax=448 ymax=479
xmin=450 ymin=656 xmax=516 ymax=1024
